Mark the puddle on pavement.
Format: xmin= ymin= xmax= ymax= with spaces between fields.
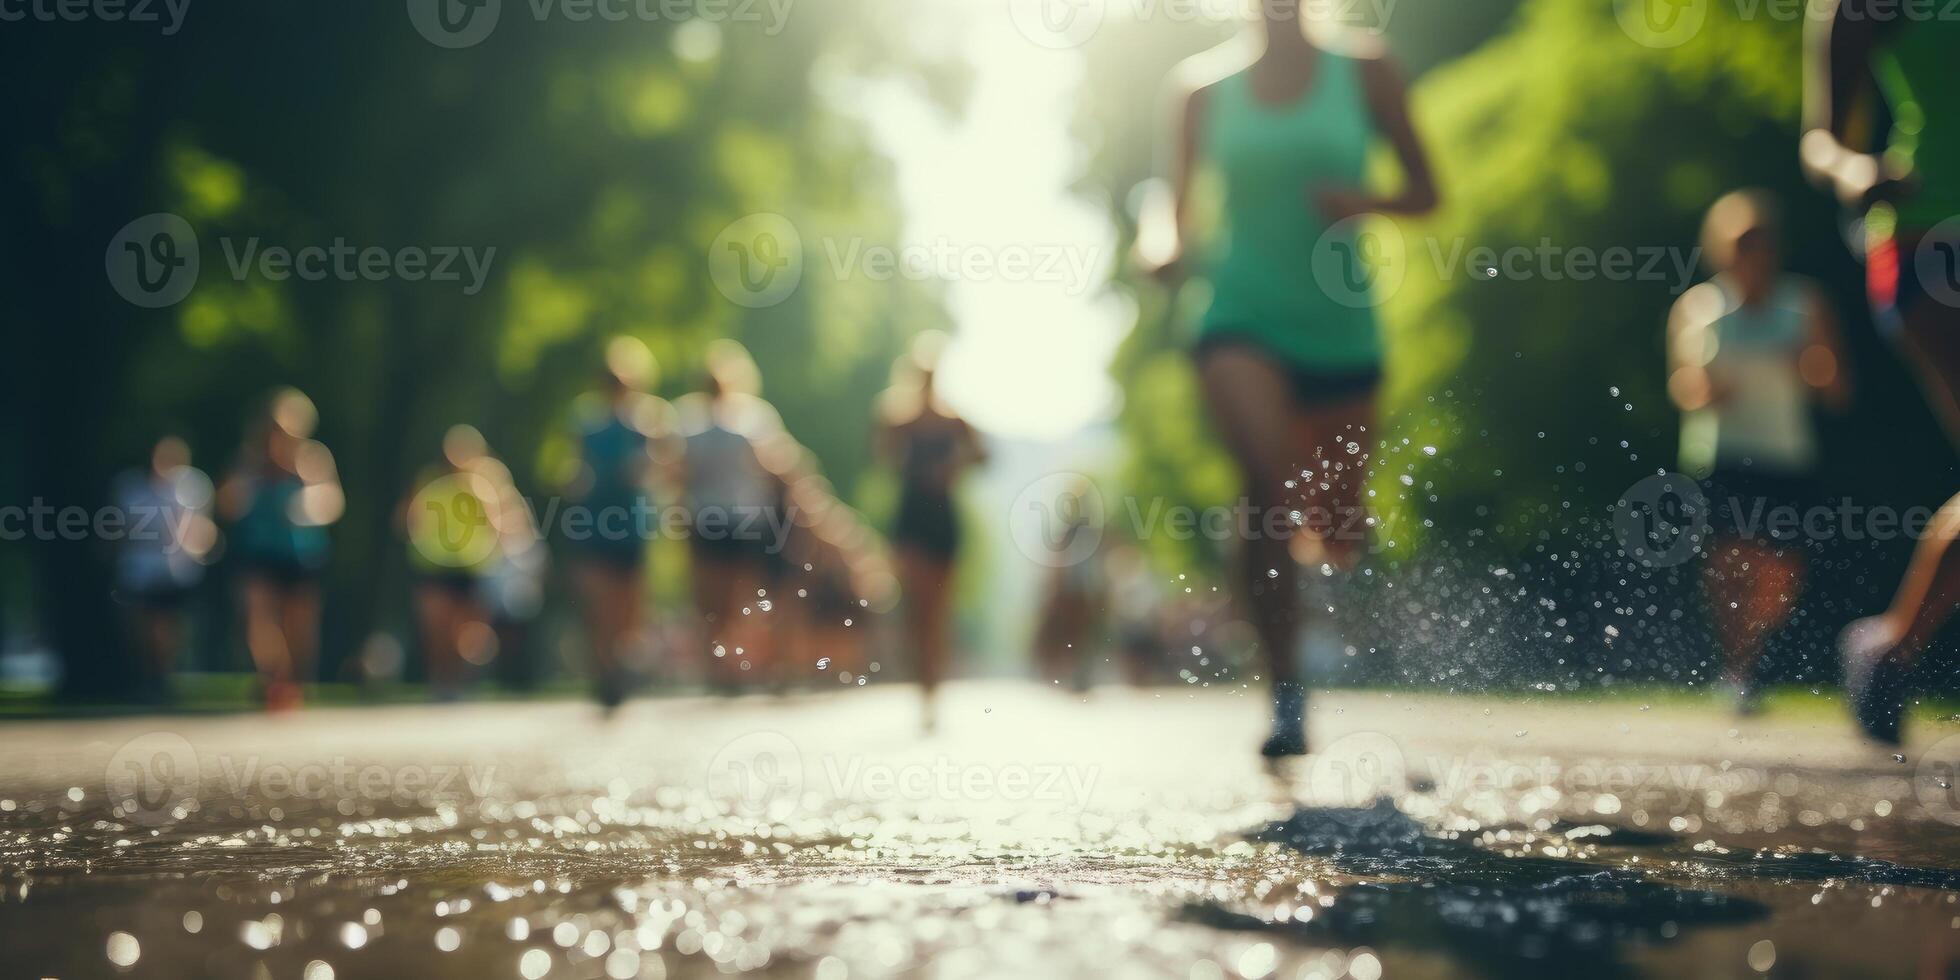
xmin=5 ymin=696 xmax=1960 ymax=978
xmin=1189 ymin=803 xmax=1766 ymax=978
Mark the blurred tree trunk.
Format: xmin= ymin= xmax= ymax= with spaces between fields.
xmin=11 ymin=223 xmax=141 ymax=701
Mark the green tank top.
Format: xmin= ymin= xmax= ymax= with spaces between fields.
xmin=1200 ymin=51 xmax=1381 ymax=370
xmin=1875 ymin=20 xmax=1960 ymax=232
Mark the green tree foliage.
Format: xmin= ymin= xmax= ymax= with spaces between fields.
xmin=1 ymin=2 xmax=957 ymax=695
xmin=1078 ymin=0 xmax=1942 ymax=579
xmin=1373 ymin=0 xmax=1802 ymax=553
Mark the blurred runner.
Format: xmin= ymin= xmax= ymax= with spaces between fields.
xmin=403 ymin=425 xmax=518 ymax=701
xmin=563 ymin=337 xmax=676 ymax=711
xmin=812 ymin=512 xmax=879 ymax=684
xmin=677 ymin=340 xmax=785 ymax=691
xmin=877 ymin=333 xmax=985 ymax=732
xmin=1033 ymin=485 xmax=1105 ymax=691
xmin=1105 ymin=544 xmax=1168 ymax=686
xmin=1139 ymin=11 xmax=1436 ymax=756
xmin=1804 ymin=2 xmax=1960 ymax=743
xmin=484 ymin=465 xmax=548 ymax=691
xmin=219 ymin=389 xmax=343 ymax=710
xmin=786 ymin=494 xmax=888 ymax=688
xmin=1667 ymin=190 xmax=1849 ymax=714
xmin=111 ymin=435 xmax=216 ymax=701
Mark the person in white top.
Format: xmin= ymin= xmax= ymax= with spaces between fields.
xmin=1667 ymin=190 xmax=1850 ymax=713
xmin=113 ymin=435 xmax=216 ymax=700
xmin=677 ymin=340 xmax=786 ymax=691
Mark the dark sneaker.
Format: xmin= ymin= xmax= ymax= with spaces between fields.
xmin=1841 ymin=618 xmax=1908 ymax=745
xmin=1260 ymin=728 xmax=1309 ymax=758
xmin=1722 ymin=679 xmax=1763 ymax=717
xmin=1262 ymin=681 xmax=1308 ymax=757
xmin=594 ymin=671 xmax=628 ymax=713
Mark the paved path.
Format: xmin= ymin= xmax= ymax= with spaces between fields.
xmin=3 ymin=683 xmax=1959 ymax=978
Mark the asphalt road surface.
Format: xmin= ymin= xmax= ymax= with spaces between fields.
xmin=4 ymin=682 xmax=1960 ymax=979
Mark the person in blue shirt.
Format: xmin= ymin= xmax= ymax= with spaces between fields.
xmin=218 ymin=389 xmax=342 ymax=711
xmin=562 ymin=338 xmax=677 ymax=710
xmin=112 ymin=435 xmax=216 ymax=701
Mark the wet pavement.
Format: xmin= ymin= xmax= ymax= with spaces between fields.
xmin=4 ymin=682 xmax=1960 ymax=979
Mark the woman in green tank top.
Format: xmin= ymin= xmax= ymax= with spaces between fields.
xmin=1803 ymin=0 xmax=1960 ymax=744
xmin=1139 ymin=9 xmax=1437 ymax=758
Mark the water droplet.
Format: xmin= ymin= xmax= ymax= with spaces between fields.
xmin=520 ymin=948 xmax=552 ymax=980
xmin=1748 ymin=939 xmax=1776 ymax=972
xmin=106 ymin=932 xmax=140 ymax=967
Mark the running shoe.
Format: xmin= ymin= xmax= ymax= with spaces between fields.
xmin=1841 ymin=617 xmax=1909 ymax=745
xmin=1261 ymin=681 xmax=1308 ymax=758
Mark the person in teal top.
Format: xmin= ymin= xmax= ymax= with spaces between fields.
xmin=218 ymin=388 xmax=343 ymax=711
xmin=1199 ymin=45 xmax=1383 ymax=370
xmin=1139 ymin=11 xmax=1437 ymax=757
xmin=562 ymin=337 xmax=678 ymax=711
xmin=1803 ymin=1 xmax=1960 ymax=743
